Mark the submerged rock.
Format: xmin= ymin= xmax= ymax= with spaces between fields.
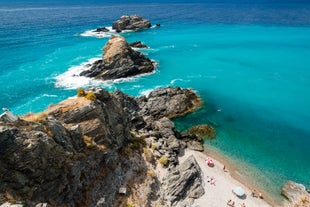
xmin=112 ymin=15 xmax=151 ymax=32
xmin=80 ymin=36 xmax=155 ymax=80
xmin=189 ymin=124 xmax=216 ymax=139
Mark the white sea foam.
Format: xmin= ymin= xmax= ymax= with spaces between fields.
xmin=42 ymin=94 xmax=58 ymax=98
xmin=54 ymin=58 xmax=105 ymax=89
xmin=79 ymin=26 xmax=135 ymax=38
xmin=139 ymin=85 xmax=164 ymax=97
xmin=170 ymin=78 xmax=190 ymax=85
xmin=55 ymin=58 xmax=157 ymax=90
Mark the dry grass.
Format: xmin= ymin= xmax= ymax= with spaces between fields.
xmin=22 ymin=97 xmax=91 ymax=122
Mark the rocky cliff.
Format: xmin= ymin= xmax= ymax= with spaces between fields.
xmin=80 ymin=36 xmax=155 ymax=80
xmin=0 ymin=87 xmax=203 ymax=207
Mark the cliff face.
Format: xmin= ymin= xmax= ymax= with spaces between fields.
xmin=0 ymin=87 xmax=202 ymax=207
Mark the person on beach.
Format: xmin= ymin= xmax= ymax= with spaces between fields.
xmin=227 ymin=200 xmax=235 ymax=207
xmin=241 ymin=203 xmax=246 ymax=207
xmin=251 ymin=189 xmax=257 ymax=197
xmin=258 ymin=192 xmax=263 ymax=199
xmin=210 ymin=177 xmax=216 ymax=185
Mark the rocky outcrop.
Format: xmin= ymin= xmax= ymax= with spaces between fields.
xmin=281 ymin=181 xmax=310 ymax=207
xmin=129 ymin=41 xmax=148 ymax=48
xmin=0 ymin=87 xmax=203 ymax=207
xmin=80 ymin=36 xmax=155 ymax=80
xmin=112 ymin=15 xmax=151 ymax=32
xmin=93 ymin=27 xmax=109 ymax=33
xmin=162 ymin=155 xmax=205 ymax=206
xmin=137 ymin=87 xmax=202 ymax=121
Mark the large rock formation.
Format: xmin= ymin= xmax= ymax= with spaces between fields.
xmin=281 ymin=181 xmax=310 ymax=207
xmin=0 ymin=87 xmax=202 ymax=207
xmin=80 ymin=36 xmax=155 ymax=80
xmin=162 ymin=155 xmax=205 ymax=206
xmin=112 ymin=15 xmax=151 ymax=32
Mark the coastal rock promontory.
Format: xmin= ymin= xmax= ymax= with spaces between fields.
xmin=80 ymin=35 xmax=155 ymax=80
xmin=112 ymin=15 xmax=151 ymax=32
xmin=0 ymin=86 xmax=202 ymax=206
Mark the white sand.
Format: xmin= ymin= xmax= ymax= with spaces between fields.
xmin=179 ymin=149 xmax=272 ymax=207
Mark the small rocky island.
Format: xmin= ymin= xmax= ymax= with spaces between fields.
xmin=80 ymin=36 xmax=155 ymax=80
xmin=112 ymin=15 xmax=152 ymax=32
xmin=92 ymin=14 xmax=154 ymax=34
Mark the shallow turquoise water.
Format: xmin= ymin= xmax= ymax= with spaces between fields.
xmin=1 ymin=1 xmax=310 ymax=202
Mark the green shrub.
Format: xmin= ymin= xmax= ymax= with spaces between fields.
xmin=77 ymin=88 xmax=86 ymax=97
xmin=85 ymin=92 xmax=96 ymax=101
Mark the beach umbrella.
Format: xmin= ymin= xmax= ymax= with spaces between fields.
xmin=233 ymin=186 xmax=245 ymax=197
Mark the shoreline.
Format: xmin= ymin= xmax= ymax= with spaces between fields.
xmin=177 ymin=149 xmax=275 ymax=207
xmin=200 ymin=146 xmax=282 ymax=207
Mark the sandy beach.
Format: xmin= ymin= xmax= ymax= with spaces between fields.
xmin=177 ymin=149 xmax=272 ymax=207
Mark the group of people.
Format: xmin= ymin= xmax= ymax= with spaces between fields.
xmin=227 ymin=200 xmax=246 ymax=207
xmin=206 ymin=176 xmax=216 ymax=185
xmin=251 ymin=189 xmax=263 ymax=199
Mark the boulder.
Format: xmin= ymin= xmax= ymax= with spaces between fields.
xmin=187 ymin=140 xmax=204 ymax=152
xmin=80 ymin=36 xmax=155 ymax=80
xmin=162 ymin=155 xmax=205 ymax=206
xmin=112 ymin=15 xmax=151 ymax=32
xmin=129 ymin=41 xmax=148 ymax=48
xmin=281 ymin=181 xmax=310 ymax=207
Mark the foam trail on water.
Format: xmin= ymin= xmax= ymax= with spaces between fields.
xmin=55 ymin=58 xmax=157 ymax=90
xmin=54 ymin=58 xmax=105 ymax=89
xmin=79 ymin=26 xmax=134 ymax=38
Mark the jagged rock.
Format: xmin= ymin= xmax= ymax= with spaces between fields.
xmin=153 ymin=117 xmax=176 ymax=138
xmin=129 ymin=41 xmax=148 ymax=48
xmin=80 ymin=36 xmax=155 ymax=80
xmin=138 ymin=87 xmax=201 ymax=120
xmin=281 ymin=181 xmax=310 ymax=207
xmin=112 ymin=15 xmax=151 ymax=32
xmin=93 ymin=27 xmax=109 ymax=33
xmin=187 ymin=140 xmax=204 ymax=152
xmin=162 ymin=155 xmax=205 ymax=206
xmin=0 ymin=87 xmax=202 ymax=206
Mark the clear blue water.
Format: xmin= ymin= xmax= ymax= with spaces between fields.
xmin=1 ymin=0 xmax=310 ymax=203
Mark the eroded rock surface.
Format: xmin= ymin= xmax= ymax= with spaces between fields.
xmin=0 ymin=87 xmax=202 ymax=207
xmin=162 ymin=155 xmax=205 ymax=206
xmin=80 ymin=36 xmax=155 ymax=80
xmin=112 ymin=15 xmax=151 ymax=32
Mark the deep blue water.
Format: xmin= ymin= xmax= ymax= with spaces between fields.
xmin=1 ymin=0 xmax=309 ymax=203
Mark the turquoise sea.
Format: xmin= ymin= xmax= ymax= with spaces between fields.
xmin=1 ymin=0 xmax=310 ymax=203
